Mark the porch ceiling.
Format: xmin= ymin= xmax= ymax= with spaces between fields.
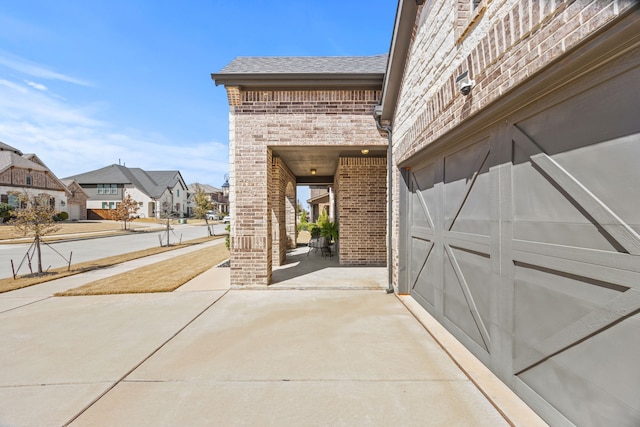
xmin=271 ymin=146 xmax=387 ymax=184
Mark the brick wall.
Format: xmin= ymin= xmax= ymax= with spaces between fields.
xmin=271 ymin=157 xmax=296 ymax=266
xmin=309 ymin=185 xmax=328 ymax=199
xmin=393 ymin=0 xmax=636 ymax=165
xmin=228 ymin=88 xmax=387 ymax=286
xmin=337 ymin=157 xmax=387 ymax=265
xmin=0 ymin=168 xmax=64 ymax=191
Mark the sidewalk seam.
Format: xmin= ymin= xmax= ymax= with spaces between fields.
xmin=62 ymin=289 xmax=230 ymax=426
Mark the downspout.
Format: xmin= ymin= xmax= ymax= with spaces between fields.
xmin=374 ymin=106 xmax=394 ymax=294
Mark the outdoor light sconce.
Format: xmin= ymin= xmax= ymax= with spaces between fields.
xmin=361 ymin=149 xmax=370 ymax=155
xmin=310 ymin=169 xmax=316 ymax=175
xmin=456 ymin=70 xmax=475 ymax=96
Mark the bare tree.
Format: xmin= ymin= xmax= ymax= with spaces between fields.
xmin=110 ymin=192 xmax=140 ymax=230
xmin=9 ymin=191 xmax=61 ymax=274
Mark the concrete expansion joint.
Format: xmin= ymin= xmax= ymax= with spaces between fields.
xmin=62 ymin=289 xmax=231 ymax=426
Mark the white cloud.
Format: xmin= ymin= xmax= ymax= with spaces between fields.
xmin=0 ymin=78 xmax=228 ymax=185
xmin=0 ymin=50 xmax=227 ymax=186
xmin=0 ymin=79 xmax=103 ymax=126
xmin=0 ymin=51 xmax=91 ymax=86
xmin=0 ymin=78 xmax=27 ymax=93
xmin=25 ymin=80 xmax=47 ymax=91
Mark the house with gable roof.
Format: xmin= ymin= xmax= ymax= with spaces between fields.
xmin=186 ymin=183 xmax=229 ymax=217
xmin=0 ymin=141 xmax=73 ymax=218
xmin=65 ymin=164 xmax=188 ymax=220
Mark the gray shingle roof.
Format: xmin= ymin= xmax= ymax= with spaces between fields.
xmin=217 ymin=54 xmax=388 ymax=74
xmin=65 ymin=165 xmax=184 ymax=199
xmin=0 ymin=151 xmax=48 ymax=173
xmin=0 ymin=141 xmax=22 ymax=155
xmin=188 ymin=183 xmax=221 ymax=194
xmin=212 ymin=54 xmax=388 ymax=88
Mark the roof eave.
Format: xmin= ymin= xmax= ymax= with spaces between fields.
xmin=380 ymin=0 xmax=419 ymax=123
xmin=211 ymin=72 xmax=384 ymax=89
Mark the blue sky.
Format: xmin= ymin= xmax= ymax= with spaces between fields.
xmin=0 ymin=1 xmax=396 ymax=204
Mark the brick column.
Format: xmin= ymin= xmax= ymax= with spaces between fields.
xmin=229 ymin=114 xmax=272 ymax=286
xmin=271 ymin=157 xmax=296 ymax=266
xmin=336 ymin=156 xmax=388 ymax=265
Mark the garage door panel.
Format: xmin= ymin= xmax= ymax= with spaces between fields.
xmin=552 ymin=133 xmax=640 ymax=233
xmin=450 ymin=246 xmax=492 ymax=339
xmin=512 ymin=262 xmax=623 ymax=366
xmin=449 ymin=170 xmax=491 ymax=235
xmin=515 ymin=64 xmax=640 ymax=161
xmin=444 ymin=141 xmax=491 ymax=230
xmin=443 ymin=247 xmax=490 ymax=352
xmin=513 ymin=150 xmax=623 ymax=253
xmin=411 ymin=191 xmax=432 ymax=229
xmin=410 ymin=237 xmax=435 ymax=306
xmin=518 ymin=314 xmax=640 ymax=427
xmin=411 ymin=163 xmax=436 ymax=229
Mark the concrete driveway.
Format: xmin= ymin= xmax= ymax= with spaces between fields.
xmin=0 ymin=246 xmax=545 ymax=426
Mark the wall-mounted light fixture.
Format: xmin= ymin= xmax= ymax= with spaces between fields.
xmin=361 ymin=149 xmax=370 ymax=155
xmin=310 ymin=169 xmax=316 ymax=175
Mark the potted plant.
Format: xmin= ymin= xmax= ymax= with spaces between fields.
xmin=320 ymin=220 xmax=339 ymax=255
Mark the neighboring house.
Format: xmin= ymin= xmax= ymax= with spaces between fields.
xmin=306 ymin=185 xmax=334 ymax=223
xmin=0 ymin=141 xmax=71 ymax=216
xmin=214 ymin=1 xmax=639 ymax=425
xmin=186 ymin=183 xmax=229 ymax=217
xmin=65 ymin=164 xmax=188 ymax=220
xmin=60 ymin=179 xmax=89 ymax=220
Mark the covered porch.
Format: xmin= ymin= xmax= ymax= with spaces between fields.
xmin=212 ymin=55 xmax=390 ymax=287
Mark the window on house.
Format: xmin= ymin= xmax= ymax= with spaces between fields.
xmin=26 ymin=176 xmax=32 ymax=186
xmin=8 ymin=194 xmax=18 ymax=208
xmin=176 ymin=189 xmax=180 ymax=197
xmin=109 ymin=202 xmax=115 ymax=209
xmin=102 ymin=202 xmax=108 ymax=209
xmin=111 ymin=184 xmax=117 ymax=194
xmin=97 ymin=184 xmax=103 ymax=194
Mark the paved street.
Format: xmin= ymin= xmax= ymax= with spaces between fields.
xmin=0 ymin=222 xmax=228 ymax=279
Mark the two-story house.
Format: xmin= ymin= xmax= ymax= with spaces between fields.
xmin=65 ymin=164 xmax=188 ymax=220
xmin=0 ymin=141 xmax=73 ymax=218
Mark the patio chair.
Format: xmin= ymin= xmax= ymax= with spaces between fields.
xmin=307 ymin=236 xmax=331 ymax=257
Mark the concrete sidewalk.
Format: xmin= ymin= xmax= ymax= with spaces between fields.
xmin=0 ymin=245 xmax=546 ymax=426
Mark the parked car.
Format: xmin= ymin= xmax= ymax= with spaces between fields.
xmin=222 ymin=215 xmax=230 ymax=223
xmin=205 ymin=211 xmax=219 ymax=220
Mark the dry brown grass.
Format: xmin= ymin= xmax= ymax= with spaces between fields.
xmin=0 ymin=236 xmax=222 ymax=293
xmin=56 ymin=243 xmax=229 ymax=296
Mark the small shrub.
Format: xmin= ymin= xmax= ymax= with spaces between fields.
xmin=58 ymin=211 xmax=69 ymax=221
xmin=0 ymin=202 xmax=11 ymax=222
xmin=309 ymin=225 xmax=321 ymax=239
